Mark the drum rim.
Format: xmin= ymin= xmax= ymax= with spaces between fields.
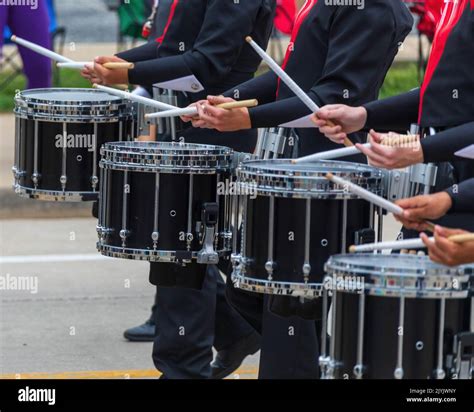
xmin=16 ymin=88 xmax=128 ymax=105
xmin=96 ymin=241 xmax=230 ymax=262
xmin=102 ymin=141 xmax=234 ymax=154
xmin=14 ymin=109 xmax=134 ymax=123
xmin=325 ymin=253 xmax=474 ymax=276
xmin=239 ymin=158 xmax=382 ymax=174
xmin=15 ymin=88 xmax=134 ymax=120
xmin=231 ymin=268 xmax=323 ymax=298
xmin=232 ymin=254 xmax=471 ymax=299
xmin=12 ymin=184 xmax=98 ymax=202
xmin=237 ymin=159 xmax=383 ymax=199
xmin=323 ymin=253 xmax=471 ymax=298
xmin=99 ymin=141 xmax=234 ymax=173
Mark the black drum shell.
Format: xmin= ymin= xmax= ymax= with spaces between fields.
xmin=242 ymin=196 xmax=373 ymax=286
xmin=99 ymin=167 xmax=230 ymax=258
xmin=15 ymin=117 xmax=134 ymax=199
xmin=333 ymin=293 xmax=470 ymax=379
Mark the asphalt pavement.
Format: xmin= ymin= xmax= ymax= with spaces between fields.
xmin=0 ymin=217 xmax=261 ymax=379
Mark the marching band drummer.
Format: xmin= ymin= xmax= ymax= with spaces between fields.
xmin=312 ymin=0 xmax=474 ymax=233
xmin=81 ymin=0 xmax=277 ymax=380
xmin=184 ymin=1 xmax=413 ymax=379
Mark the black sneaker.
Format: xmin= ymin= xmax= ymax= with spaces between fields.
xmin=123 ymin=319 xmax=155 ymax=342
xmin=211 ymin=332 xmax=260 ymax=379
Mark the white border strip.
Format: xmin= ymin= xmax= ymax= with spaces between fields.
xmin=0 ymin=254 xmax=110 ymax=264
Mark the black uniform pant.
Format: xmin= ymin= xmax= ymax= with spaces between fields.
xmin=225 ymin=275 xmax=320 ymax=379
xmin=151 ymin=264 xmax=255 ymax=379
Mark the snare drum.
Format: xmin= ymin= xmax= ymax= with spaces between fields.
xmin=231 ymin=160 xmax=383 ymax=298
xmin=13 ymin=88 xmax=135 ymax=201
xmin=97 ymin=141 xmax=235 ymax=264
xmin=323 ymin=254 xmax=473 ymax=379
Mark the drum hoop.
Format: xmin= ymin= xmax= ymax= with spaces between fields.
xmin=237 ymin=170 xmax=382 ymax=199
xmin=100 ymin=142 xmax=234 ymax=172
xmin=237 ymin=159 xmax=383 ymax=195
xmin=16 ymin=88 xmax=129 ymax=107
xmin=97 ymin=242 xmax=229 ymax=262
xmin=15 ymin=110 xmax=134 ymax=124
xmin=325 ymin=254 xmax=473 ymax=276
xmin=239 ymin=158 xmax=381 ymax=174
xmin=13 ymin=185 xmax=98 ymax=202
xmin=102 ymin=141 xmax=233 ymax=154
xmin=231 ymin=268 xmax=323 ymax=298
xmin=324 ymin=254 xmax=472 ymax=298
xmin=232 ymin=258 xmax=470 ymax=299
xmin=99 ymin=160 xmax=227 ymax=174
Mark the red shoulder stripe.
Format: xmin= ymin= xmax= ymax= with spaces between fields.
xmin=156 ymin=0 xmax=179 ymax=45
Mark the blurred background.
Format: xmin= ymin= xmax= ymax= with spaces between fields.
xmin=0 ymin=0 xmax=438 ymax=379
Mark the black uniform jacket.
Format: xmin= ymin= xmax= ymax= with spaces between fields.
xmin=363 ymin=0 xmax=474 ymax=212
xmin=117 ymin=0 xmax=276 ymax=97
xmin=116 ymin=0 xmax=275 ymax=153
xmin=224 ymin=0 xmax=413 ymax=156
xmin=365 ymin=0 xmax=474 ymax=130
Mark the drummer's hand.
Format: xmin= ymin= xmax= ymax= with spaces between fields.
xmin=180 ymin=102 xmax=200 ymax=123
xmin=89 ymin=56 xmax=129 ymax=86
xmin=191 ymin=96 xmax=251 ymax=132
xmin=355 ymin=130 xmax=424 ymax=169
xmin=311 ymin=104 xmax=367 ymax=144
xmin=394 ymin=192 xmax=453 ymax=231
xmin=81 ymin=56 xmax=126 ymax=84
xmin=420 ymin=226 xmax=473 ymax=266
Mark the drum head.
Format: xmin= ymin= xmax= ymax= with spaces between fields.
xmin=17 ymin=88 xmax=124 ymax=105
xmin=324 ymin=254 xmax=473 ymax=298
xmin=100 ymin=141 xmax=234 ymax=173
xmin=237 ymin=159 xmax=383 ymax=199
xmin=15 ymin=88 xmax=133 ymax=122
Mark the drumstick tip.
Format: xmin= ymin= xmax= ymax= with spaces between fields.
xmin=348 ymin=245 xmax=356 ymax=253
xmin=325 ymin=173 xmax=334 ymax=181
xmin=245 ymin=36 xmax=253 ymax=43
xmin=92 ymin=83 xmax=99 ymax=89
xmin=10 ymin=35 xmax=16 ymax=41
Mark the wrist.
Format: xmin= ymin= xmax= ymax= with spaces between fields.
xmin=242 ymin=108 xmax=251 ymax=129
xmin=438 ymin=191 xmax=453 ymax=213
xmin=356 ymin=107 xmax=368 ymax=130
xmin=414 ymin=144 xmax=424 ymax=163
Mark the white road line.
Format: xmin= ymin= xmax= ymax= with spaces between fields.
xmin=0 ymin=253 xmax=110 ymax=264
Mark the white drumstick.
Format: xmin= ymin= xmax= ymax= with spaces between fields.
xmin=326 ymin=173 xmax=404 ymax=216
xmin=350 ymin=237 xmax=430 ymax=252
xmin=11 ymin=35 xmax=74 ymax=63
xmin=57 ymin=62 xmax=92 ymax=69
xmin=146 ymin=106 xmax=202 ymax=119
xmin=245 ymin=36 xmax=353 ymax=148
xmin=58 ymin=62 xmax=135 ymax=70
xmin=350 ymin=233 xmax=474 ymax=253
xmin=145 ymin=99 xmax=259 ymax=119
xmin=93 ymin=84 xmax=177 ymax=111
xmin=293 ymin=133 xmax=420 ymax=163
xmin=294 ymin=144 xmax=370 ymax=163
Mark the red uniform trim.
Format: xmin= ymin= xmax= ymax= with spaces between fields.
xmin=276 ymin=0 xmax=318 ymax=97
xmin=418 ymin=0 xmax=471 ymax=122
xmin=156 ymin=0 xmax=180 ymax=45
